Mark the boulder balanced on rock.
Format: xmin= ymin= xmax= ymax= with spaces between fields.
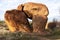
xmin=17 ymin=2 xmax=49 ymax=19
xmin=4 ymin=2 xmax=49 ymax=35
xmin=17 ymin=2 xmax=49 ymax=35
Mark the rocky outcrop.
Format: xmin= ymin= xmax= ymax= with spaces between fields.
xmin=4 ymin=10 xmax=32 ymax=32
xmin=32 ymin=15 xmax=47 ymax=32
xmin=4 ymin=2 xmax=49 ymax=35
xmin=17 ymin=2 xmax=49 ymax=35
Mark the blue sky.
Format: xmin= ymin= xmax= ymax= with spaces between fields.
xmin=0 ymin=0 xmax=60 ymax=22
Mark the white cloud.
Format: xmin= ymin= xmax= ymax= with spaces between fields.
xmin=0 ymin=0 xmax=60 ymax=21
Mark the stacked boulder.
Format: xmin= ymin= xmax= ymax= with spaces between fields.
xmin=4 ymin=2 xmax=49 ymax=35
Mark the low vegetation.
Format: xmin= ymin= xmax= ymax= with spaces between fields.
xmin=0 ymin=20 xmax=60 ymax=40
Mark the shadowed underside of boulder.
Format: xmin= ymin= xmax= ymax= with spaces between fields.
xmin=33 ymin=15 xmax=47 ymax=32
xmin=32 ymin=15 xmax=50 ymax=35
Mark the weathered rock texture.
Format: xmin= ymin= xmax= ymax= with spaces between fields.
xmin=4 ymin=10 xmax=32 ymax=32
xmin=17 ymin=2 xmax=49 ymax=35
xmin=4 ymin=2 xmax=49 ymax=35
xmin=17 ymin=2 xmax=49 ymax=19
xmin=32 ymin=15 xmax=47 ymax=32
